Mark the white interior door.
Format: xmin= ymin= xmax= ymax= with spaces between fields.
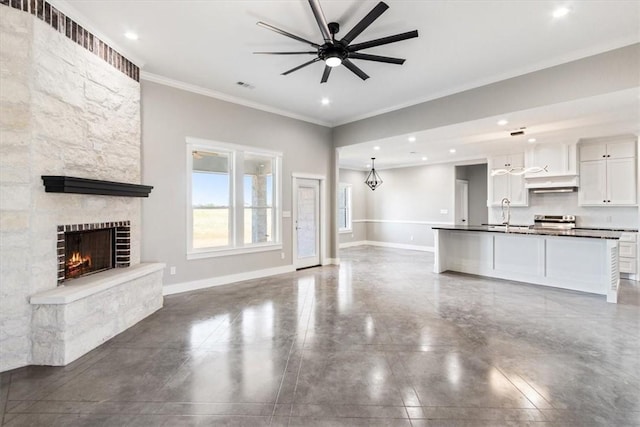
xmin=455 ymin=179 xmax=469 ymax=225
xmin=294 ymin=178 xmax=320 ymax=269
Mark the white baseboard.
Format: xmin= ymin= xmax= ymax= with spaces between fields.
xmin=163 ymin=265 xmax=295 ymax=296
xmin=341 ymin=240 xmax=434 ymax=252
xmin=339 ymin=240 xmax=367 ymax=248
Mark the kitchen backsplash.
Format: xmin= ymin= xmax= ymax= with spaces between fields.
xmin=488 ymin=191 xmax=638 ymax=229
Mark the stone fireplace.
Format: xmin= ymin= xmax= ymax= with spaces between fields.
xmin=0 ymin=3 xmax=163 ymax=371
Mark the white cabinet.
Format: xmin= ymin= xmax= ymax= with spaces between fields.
xmin=619 ymin=232 xmax=637 ymax=278
xmin=578 ymin=138 xmax=637 ymax=206
xmin=525 ymin=142 xmax=577 ymax=176
xmin=488 ymin=153 xmax=528 ymax=206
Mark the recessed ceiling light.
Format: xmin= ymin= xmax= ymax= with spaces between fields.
xmin=321 ymin=97 xmax=330 ymax=105
xmin=124 ymin=32 xmax=139 ymax=40
xmin=552 ymin=6 xmax=570 ymax=18
xmin=528 ymin=138 xmax=537 ymax=143
xmin=449 ymin=149 xmax=456 ymax=154
xmin=421 ymin=156 xmax=428 ymax=161
xmin=497 ymin=119 xmax=509 ymax=126
xmin=408 ymin=136 xmax=416 ymax=142
xmin=373 ymin=146 xmax=381 ymax=150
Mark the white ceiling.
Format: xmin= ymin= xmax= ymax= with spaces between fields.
xmin=52 ymin=0 xmax=639 ymax=168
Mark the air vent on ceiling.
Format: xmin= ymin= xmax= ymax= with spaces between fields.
xmin=236 ymin=81 xmax=255 ymax=89
xmin=510 ymin=127 xmax=526 ymax=136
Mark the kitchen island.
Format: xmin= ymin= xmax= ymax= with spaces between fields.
xmin=432 ymin=225 xmax=621 ymax=303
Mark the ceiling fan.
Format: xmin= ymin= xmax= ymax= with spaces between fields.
xmin=254 ymin=0 xmax=419 ymax=83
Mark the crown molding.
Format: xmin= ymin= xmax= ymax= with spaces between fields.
xmin=140 ymin=72 xmax=332 ymax=128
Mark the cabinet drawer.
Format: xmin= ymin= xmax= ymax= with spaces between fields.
xmin=619 ymin=242 xmax=637 ymax=258
xmin=620 ymin=258 xmax=637 ymax=274
xmin=620 ymin=233 xmax=637 ymax=242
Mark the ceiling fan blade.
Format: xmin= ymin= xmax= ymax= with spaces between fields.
xmin=282 ymin=57 xmax=321 ymax=75
xmin=340 ymin=2 xmax=389 ymax=45
xmin=348 ymin=30 xmax=419 ymax=52
xmin=257 ymin=21 xmax=320 ymax=48
xmin=254 ymin=51 xmax=317 ymax=55
xmin=320 ymin=65 xmax=332 ymax=83
xmin=348 ymin=52 xmax=405 ymax=65
xmin=342 ymin=59 xmax=370 ymax=81
xmin=308 ymin=0 xmax=333 ymax=43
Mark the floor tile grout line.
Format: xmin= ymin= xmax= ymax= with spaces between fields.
xmin=269 ymin=273 xmax=315 ymax=424
xmin=0 ymin=373 xmax=12 ymax=426
xmin=12 ymin=345 xmax=118 ymax=404
xmin=494 ymin=366 xmax=552 ymax=414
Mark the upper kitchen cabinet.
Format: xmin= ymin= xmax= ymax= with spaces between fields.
xmin=488 ymin=152 xmax=528 ymax=206
xmin=525 ymin=142 xmax=577 ymax=176
xmin=524 ymin=142 xmax=579 ymax=190
xmin=578 ymin=136 xmax=637 ymax=206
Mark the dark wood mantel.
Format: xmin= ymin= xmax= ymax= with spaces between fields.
xmin=41 ymin=176 xmax=153 ymax=197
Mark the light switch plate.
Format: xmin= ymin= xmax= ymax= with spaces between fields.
xmin=440 ymin=209 xmax=448 ymax=214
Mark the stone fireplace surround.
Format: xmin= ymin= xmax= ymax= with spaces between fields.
xmin=0 ymin=5 xmax=163 ymax=370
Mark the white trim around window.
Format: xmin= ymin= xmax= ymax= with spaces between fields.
xmin=338 ymin=183 xmax=352 ymax=233
xmin=186 ymin=137 xmax=283 ymax=259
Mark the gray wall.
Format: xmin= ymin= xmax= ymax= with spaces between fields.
xmin=333 ymin=44 xmax=640 ymax=147
xmin=338 ymin=163 xmax=456 ymax=249
xmin=141 ymin=81 xmax=334 ymax=285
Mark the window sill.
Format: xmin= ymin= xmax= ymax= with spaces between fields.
xmin=339 ymin=229 xmax=353 ymax=234
xmin=187 ymin=243 xmax=283 ymax=260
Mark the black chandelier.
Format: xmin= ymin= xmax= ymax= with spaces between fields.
xmin=365 ymin=157 xmax=383 ymax=191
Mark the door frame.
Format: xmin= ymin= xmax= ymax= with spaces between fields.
xmin=292 ymin=173 xmax=327 ymax=268
xmin=455 ymin=179 xmax=469 ymax=225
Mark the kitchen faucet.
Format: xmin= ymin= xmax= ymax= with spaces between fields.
xmin=501 ymin=197 xmax=511 ymax=228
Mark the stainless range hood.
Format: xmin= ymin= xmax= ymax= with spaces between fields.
xmin=531 ymin=187 xmax=576 ymax=194
xmin=525 ymin=174 xmax=579 ymax=193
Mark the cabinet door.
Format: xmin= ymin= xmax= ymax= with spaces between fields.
xmin=530 ymin=143 xmax=567 ymax=176
xmin=492 ymin=154 xmax=510 ymax=168
xmin=490 ymin=174 xmax=510 ymax=205
xmin=607 ymin=140 xmax=636 ymax=159
xmin=578 ymin=160 xmax=607 ymax=205
xmin=509 ymin=173 xmax=528 ymax=206
xmin=580 ymin=143 xmax=606 ymax=162
xmin=607 ymin=157 xmax=637 ymax=205
xmin=510 ymin=152 xmax=525 ymax=168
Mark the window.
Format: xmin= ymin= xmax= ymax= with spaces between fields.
xmin=188 ymin=139 xmax=281 ymax=258
xmin=338 ymin=183 xmax=352 ymax=232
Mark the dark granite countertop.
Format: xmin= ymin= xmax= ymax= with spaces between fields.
xmin=434 ymin=225 xmax=622 ymax=239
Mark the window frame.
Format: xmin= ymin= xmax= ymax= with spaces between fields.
xmin=186 ymin=137 xmax=282 ymax=259
xmin=338 ymin=183 xmax=352 ymax=233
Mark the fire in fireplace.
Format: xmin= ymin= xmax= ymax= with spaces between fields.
xmin=64 ymin=228 xmax=114 ymax=279
xmin=57 ymin=221 xmax=131 ymax=284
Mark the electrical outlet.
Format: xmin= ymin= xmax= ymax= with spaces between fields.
xmin=281 ymin=252 xmax=285 ymax=260
xmin=606 ymin=216 xmax=612 ymax=223
xmin=170 ymin=266 xmax=176 ymax=275
xmin=440 ymin=209 xmax=448 ymax=214
xmin=410 ymin=235 xmax=414 ymax=241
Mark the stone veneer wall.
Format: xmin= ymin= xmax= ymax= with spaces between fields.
xmin=0 ymin=6 xmax=141 ymax=371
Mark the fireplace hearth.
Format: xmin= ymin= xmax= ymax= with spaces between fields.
xmin=57 ymin=221 xmax=131 ymax=284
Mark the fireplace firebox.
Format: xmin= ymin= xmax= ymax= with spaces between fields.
xmin=57 ymin=221 xmax=131 ymax=284
xmin=65 ymin=228 xmax=114 ymax=279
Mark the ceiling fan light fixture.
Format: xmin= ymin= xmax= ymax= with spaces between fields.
xmin=325 ymin=55 xmax=342 ymax=67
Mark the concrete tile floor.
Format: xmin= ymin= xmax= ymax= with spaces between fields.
xmin=1 ymin=246 xmax=639 ymax=426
